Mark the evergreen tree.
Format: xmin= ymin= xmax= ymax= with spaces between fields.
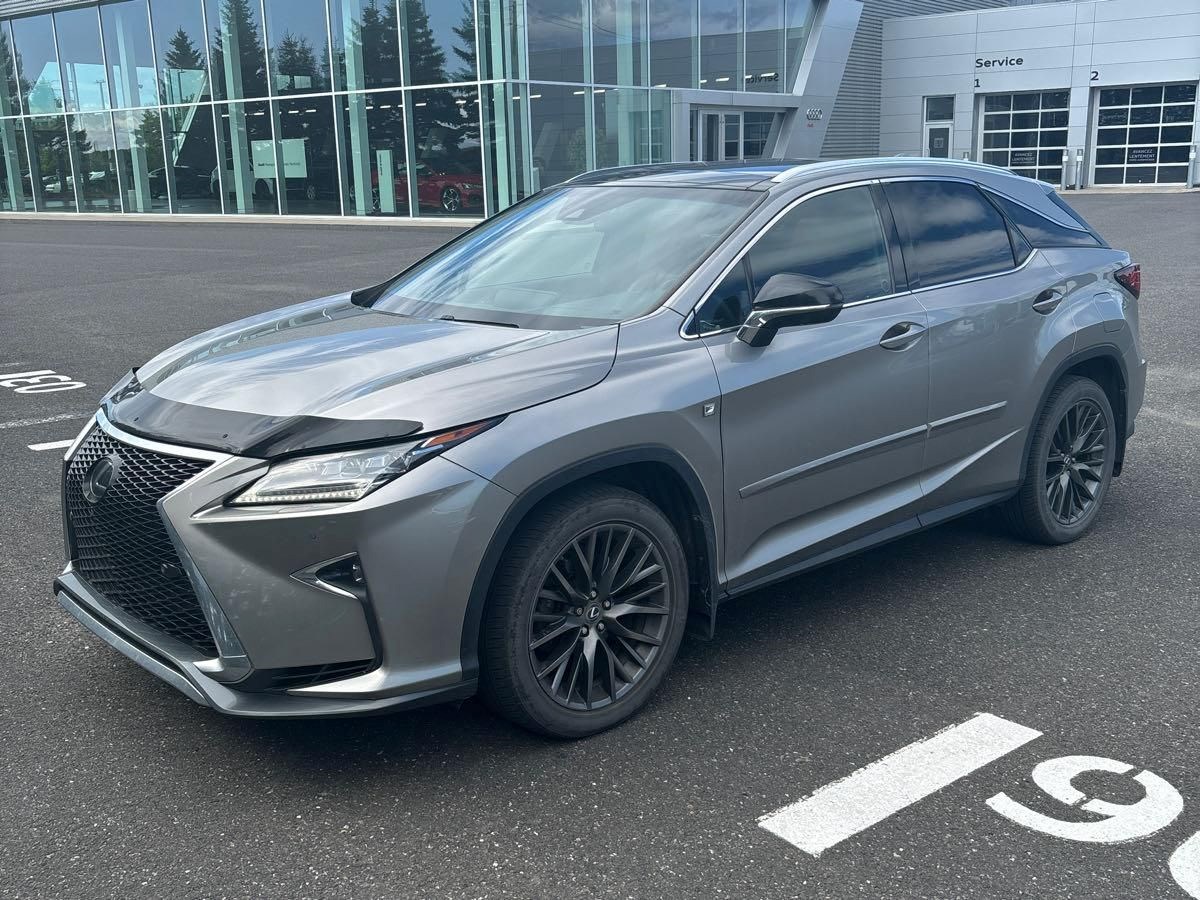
xmin=160 ymin=27 xmax=206 ymax=104
xmin=403 ymin=1 xmax=466 ymax=166
xmin=273 ymin=31 xmax=324 ymax=92
xmin=208 ymin=0 xmax=267 ymax=98
xmin=451 ymin=0 xmax=477 ymax=82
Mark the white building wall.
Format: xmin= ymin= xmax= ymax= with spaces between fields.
xmin=881 ymin=0 xmax=1200 ymax=184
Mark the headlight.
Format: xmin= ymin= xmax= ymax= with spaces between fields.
xmin=228 ymin=418 xmax=499 ymax=505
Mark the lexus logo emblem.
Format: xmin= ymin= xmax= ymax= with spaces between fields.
xmin=82 ymin=454 xmax=121 ymax=504
xmin=585 ymin=605 xmax=602 ymax=623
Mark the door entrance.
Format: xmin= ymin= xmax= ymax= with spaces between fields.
xmin=692 ymin=110 xmax=744 ymax=162
xmin=924 ymin=123 xmax=952 ymax=158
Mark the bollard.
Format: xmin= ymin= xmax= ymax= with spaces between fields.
xmin=1074 ymin=149 xmax=1085 ymax=191
xmin=1190 ymin=146 xmax=1198 ymax=188
xmin=1060 ymin=150 xmax=1070 ymax=190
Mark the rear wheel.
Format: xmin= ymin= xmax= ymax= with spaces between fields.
xmin=1001 ymin=375 xmax=1115 ymax=544
xmin=480 ymin=484 xmax=689 ymax=738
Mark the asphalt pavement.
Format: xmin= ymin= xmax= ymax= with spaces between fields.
xmin=0 ymin=193 xmax=1197 ymax=899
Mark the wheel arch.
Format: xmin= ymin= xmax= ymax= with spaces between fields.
xmin=460 ymin=447 xmax=721 ymax=681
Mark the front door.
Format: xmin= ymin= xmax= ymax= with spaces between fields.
xmin=694 ymin=111 xmax=744 ymax=162
xmin=924 ymin=123 xmax=952 ymax=158
xmin=694 ymin=184 xmax=930 ymax=589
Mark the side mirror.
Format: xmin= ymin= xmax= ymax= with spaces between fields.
xmin=736 ymin=273 xmax=844 ymax=347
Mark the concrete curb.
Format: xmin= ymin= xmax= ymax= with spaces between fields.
xmin=0 ymin=211 xmax=480 ymax=227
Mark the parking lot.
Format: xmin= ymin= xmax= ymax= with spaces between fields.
xmin=1 ymin=192 xmax=1198 ymax=899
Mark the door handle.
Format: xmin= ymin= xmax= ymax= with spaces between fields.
xmin=1033 ymin=288 xmax=1065 ymax=314
xmin=879 ymin=321 xmax=926 ymax=350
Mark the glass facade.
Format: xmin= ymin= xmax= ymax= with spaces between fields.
xmin=0 ymin=0 xmax=816 ymax=218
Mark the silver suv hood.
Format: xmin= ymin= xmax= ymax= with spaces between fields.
xmin=109 ymin=295 xmax=618 ymax=455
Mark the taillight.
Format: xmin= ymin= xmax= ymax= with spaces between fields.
xmin=1114 ymin=263 xmax=1141 ymax=299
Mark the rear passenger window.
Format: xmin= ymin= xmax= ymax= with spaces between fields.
xmin=884 ymin=181 xmax=1016 ymax=288
xmin=985 ymin=190 xmax=1103 ymax=248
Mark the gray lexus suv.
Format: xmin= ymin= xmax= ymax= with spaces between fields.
xmin=55 ymin=158 xmax=1145 ymax=737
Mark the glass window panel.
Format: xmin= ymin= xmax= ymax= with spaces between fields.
xmin=206 ymin=0 xmax=269 ymax=100
xmin=744 ymin=0 xmax=783 ymax=93
xmin=215 ymin=99 xmax=275 ymax=212
xmin=401 ymin=0 xmax=478 ymax=86
xmin=478 ymin=0 xmax=524 ymax=81
xmin=1040 ymin=110 xmax=1067 ymax=128
xmin=593 ymin=0 xmax=647 ymax=87
xmin=27 ymin=115 xmax=74 ymax=209
xmin=1039 ymin=129 xmax=1067 ymax=147
xmin=1041 ymin=90 xmax=1069 ymax=109
xmin=700 ymin=0 xmax=741 ymax=90
xmin=69 ymin=111 xmax=120 ymax=208
xmin=409 ymin=85 xmax=482 ymax=216
xmin=742 ymin=110 xmax=775 ymax=158
xmin=330 ymin=0 xmax=401 ymax=91
xmin=649 ymin=0 xmax=695 ymax=88
xmin=339 ymin=89 xmax=408 ymax=215
xmin=527 ymin=82 xmax=586 ymax=190
xmin=101 ymin=1 xmax=157 ymax=109
xmin=1164 ymin=84 xmax=1196 ymax=104
xmin=1008 ymin=148 xmax=1037 ymax=168
xmin=984 ymin=114 xmax=1009 ymax=131
xmin=526 ymin=0 xmax=584 ymax=83
xmin=1156 ymin=165 xmax=1188 ymax=183
xmin=1097 ymin=127 xmax=1126 ymax=146
xmin=1130 ymin=85 xmax=1162 ymax=106
xmin=1130 ymin=105 xmax=1160 ymax=124
xmin=1095 ymin=147 xmax=1124 ymax=165
xmin=152 ymin=0 xmax=210 ymax=106
xmin=984 ymin=95 xmax=1011 ymax=112
xmin=694 ymin=259 xmax=751 ymax=332
xmin=56 ymin=7 xmax=108 ymax=111
xmin=1010 ymin=168 xmax=1035 ymax=178
xmin=265 ymin=0 xmax=331 ymax=95
xmin=1012 ymin=112 xmax=1038 ymax=130
xmin=1097 ymin=108 xmax=1127 ymax=126
xmin=1124 ymin=165 xmax=1155 ymax=183
xmin=12 ymin=15 xmax=64 ymax=114
xmin=1125 ymin=145 xmax=1157 ymax=165
xmin=649 ymin=87 xmax=671 ymax=161
xmin=1099 ymin=88 xmax=1129 ymax=107
xmin=925 ymin=96 xmax=954 ymax=121
xmin=1038 ymin=148 xmax=1064 ymax=166
xmin=114 ymin=108 xmax=167 ymax=212
xmin=1163 ymin=104 xmax=1195 ymax=124
xmin=1094 ymin=166 xmax=1123 ymax=184
xmin=983 ymin=132 xmax=1008 ymax=149
xmin=982 ymin=150 xmax=1007 ymax=166
xmin=1010 ymin=130 xmax=1036 ymax=148
xmin=479 ymin=82 xmax=529 ymax=215
xmin=163 ymin=102 xmax=221 ymax=211
xmin=272 ymin=96 xmax=338 ymax=213
xmin=1127 ymin=125 xmax=1159 ymax=144
xmin=1161 ymin=125 xmax=1193 ymax=143
xmin=785 ymin=0 xmax=816 ymax=89
xmin=0 ymin=116 xmax=31 ymax=209
xmin=594 ymin=87 xmax=648 ymax=168
xmin=2 ymin=21 xmax=21 ymax=115
xmin=1036 ymin=168 xmax=1061 ymax=185
xmin=1159 ymin=145 xmax=1189 ymax=164
xmin=1012 ymin=92 xmax=1039 ymax=111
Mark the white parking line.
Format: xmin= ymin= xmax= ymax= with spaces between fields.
xmin=759 ymin=713 xmax=1042 ymax=856
xmin=28 ymin=439 xmax=75 ymax=452
xmin=0 ymin=413 xmax=87 ymax=430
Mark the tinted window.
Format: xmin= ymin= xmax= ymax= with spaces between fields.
xmin=884 ymin=181 xmax=1015 ymax=287
xmin=695 ymin=260 xmax=753 ymax=332
xmin=986 ymin=190 xmax=1101 ymax=249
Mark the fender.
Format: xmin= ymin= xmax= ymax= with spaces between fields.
xmin=1018 ymin=343 xmax=1130 ymax=485
xmin=459 ymin=446 xmax=722 ymax=681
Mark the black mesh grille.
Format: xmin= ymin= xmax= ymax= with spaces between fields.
xmin=65 ymin=426 xmax=217 ymax=656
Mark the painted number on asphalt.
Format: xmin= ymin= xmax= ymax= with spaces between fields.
xmin=0 ymin=369 xmax=87 ymax=394
xmin=760 ymin=713 xmax=1200 ymax=897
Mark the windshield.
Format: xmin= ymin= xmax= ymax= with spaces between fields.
xmin=370 ymin=185 xmax=760 ymax=329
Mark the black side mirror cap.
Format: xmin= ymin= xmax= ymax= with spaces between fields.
xmin=736 ymin=273 xmax=844 ymax=347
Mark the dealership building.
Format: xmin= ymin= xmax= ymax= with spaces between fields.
xmin=0 ymin=0 xmax=1195 ymax=223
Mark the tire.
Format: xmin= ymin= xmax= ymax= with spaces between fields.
xmin=1001 ymin=375 xmax=1116 ymax=544
xmin=440 ymin=186 xmax=461 ymax=214
xmin=480 ymin=484 xmax=689 ymax=738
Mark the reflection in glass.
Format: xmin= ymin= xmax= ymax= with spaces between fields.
xmin=151 ymin=0 xmax=210 ymax=106
xmin=478 ymin=0 xmax=525 ymax=82
xmin=0 ymin=116 xmax=31 ymax=210
xmin=480 ymin=82 xmax=529 ymax=215
xmin=745 ymin=0 xmax=783 ymax=93
xmin=273 ymin=96 xmax=338 ymax=214
xmin=339 ymin=89 xmax=408 ymax=216
xmin=69 ymin=111 xmax=121 ymax=209
xmin=206 ymin=0 xmax=268 ymax=100
xmin=593 ymin=0 xmax=646 ymax=87
xmin=163 ymin=102 xmax=222 ymax=212
xmin=595 ymin=87 xmax=648 ymax=169
xmin=265 ymin=0 xmax=331 ymax=95
xmin=56 ymin=7 xmax=109 ymax=111
xmin=409 ymin=85 xmax=482 ymax=216
xmin=785 ymin=0 xmax=817 ymax=89
xmin=330 ymin=0 xmax=401 ymax=91
xmin=101 ymin=1 xmax=157 ymax=108
xmin=700 ymin=0 xmax=741 ymax=90
xmin=527 ymin=0 xmax=585 ymax=83
xmin=649 ymin=88 xmax=671 ymax=162
xmin=649 ymin=0 xmax=695 ymax=88
xmin=12 ymin=15 xmax=64 ymax=114
xmin=114 ymin=108 xmax=167 ymax=211
xmin=27 ymin=116 xmax=75 ymax=210
xmin=401 ymin=0 xmax=477 ymax=87
xmin=528 ymin=83 xmax=586 ymax=189
xmin=2 ymin=21 xmax=22 ymax=115
xmin=214 ymin=99 xmax=275 ymax=212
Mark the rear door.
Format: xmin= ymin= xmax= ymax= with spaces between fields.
xmin=696 ymin=183 xmax=930 ymax=589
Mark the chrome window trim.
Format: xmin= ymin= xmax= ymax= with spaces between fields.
xmin=95 ymin=408 xmax=230 ymax=463
xmin=680 ymin=174 xmax=1042 ymax=340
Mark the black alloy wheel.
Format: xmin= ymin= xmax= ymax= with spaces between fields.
xmin=1044 ymin=398 xmax=1107 ymax=525
xmin=440 ymin=186 xmax=462 ymax=213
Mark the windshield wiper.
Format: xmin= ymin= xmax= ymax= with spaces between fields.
xmin=439 ymin=315 xmax=520 ymax=328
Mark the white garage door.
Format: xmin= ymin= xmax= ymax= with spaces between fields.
xmin=1094 ymin=83 xmax=1197 ymax=185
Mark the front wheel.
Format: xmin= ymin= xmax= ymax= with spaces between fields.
xmin=1001 ymin=375 xmax=1116 ymax=544
xmin=480 ymin=484 xmax=689 ymax=738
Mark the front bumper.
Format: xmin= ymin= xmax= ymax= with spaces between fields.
xmin=56 ymin=413 xmax=513 ymax=717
